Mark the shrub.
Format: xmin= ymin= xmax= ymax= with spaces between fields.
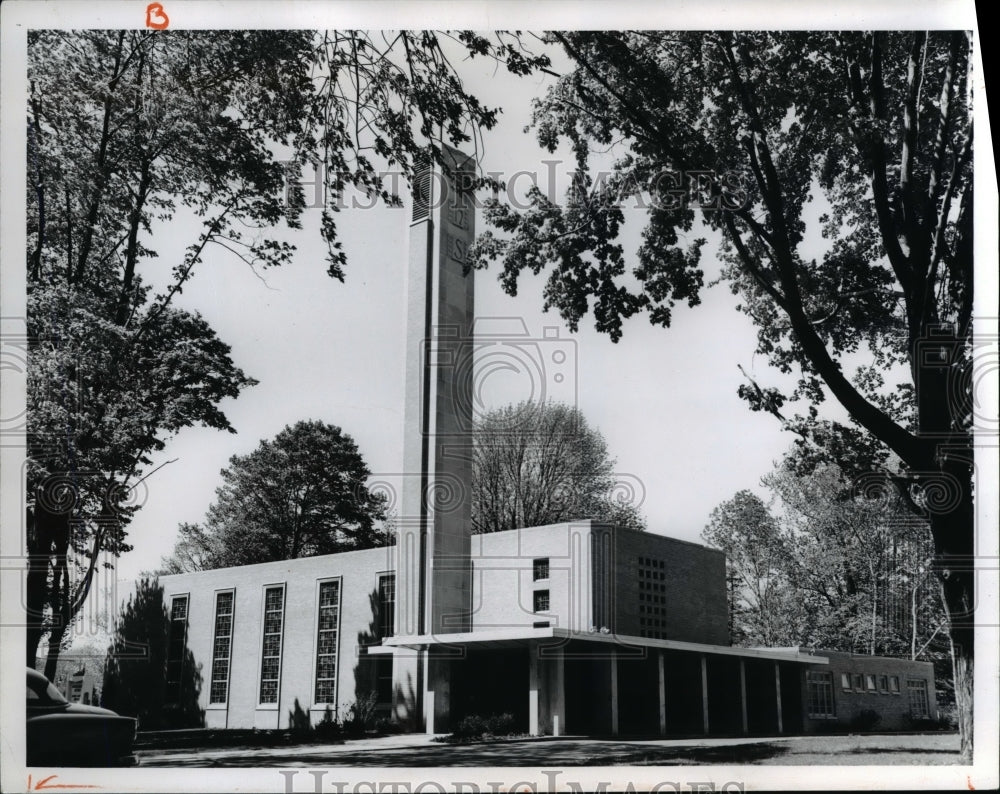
xmin=485 ymin=713 xmax=516 ymax=736
xmin=314 ymin=706 xmax=341 ymax=741
xmin=446 ymin=712 xmax=518 ymax=742
xmin=851 ymin=709 xmax=882 ymax=731
xmin=343 ymin=692 xmax=379 ymax=737
xmin=452 ymin=714 xmax=489 ymax=740
xmin=910 ymin=715 xmax=954 ymax=731
xmin=373 ymin=716 xmax=403 ymax=735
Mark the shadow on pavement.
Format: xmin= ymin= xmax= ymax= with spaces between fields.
xmin=139 ymin=739 xmax=791 ymax=767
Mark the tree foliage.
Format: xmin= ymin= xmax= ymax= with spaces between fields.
xmin=26 ymin=29 xmax=549 ymax=673
xmin=702 ymin=490 xmax=795 ymax=647
xmin=161 ymin=420 xmax=389 ymax=571
xmin=471 ymin=31 xmax=975 ymax=753
xmin=703 ymin=462 xmax=945 ymax=661
xmin=472 ymin=401 xmax=646 ymax=533
xmin=101 ymin=577 xmax=203 ymax=730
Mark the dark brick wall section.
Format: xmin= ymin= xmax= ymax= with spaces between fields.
xmin=610 ymin=527 xmax=729 ymax=645
xmin=800 ymin=649 xmax=939 ymax=732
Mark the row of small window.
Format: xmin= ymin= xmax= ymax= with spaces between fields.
xmin=640 ymin=568 xmax=666 ymax=581
xmin=639 ymin=629 xmax=667 ymax=639
xmin=638 ymin=557 xmax=665 ymax=569
xmin=841 ymin=672 xmax=902 ymax=694
xmin=639 ymin=605 xmax=664 ymax=616
xmin=639 ymin=581 xmax=666 ymax=592
xmin=167 ymin=574 xmax=395 ymax=709
xmin=640 ymin=593 xmax=665 ymax=604
xmin=808 ymin=671 xmax=931 ymax=719
xmin=639 ymin=616 xmax=666 ymax=628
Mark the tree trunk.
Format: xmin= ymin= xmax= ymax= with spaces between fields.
xmin=951 ymin=640 xmax=974 ymax=763
xmin=25 ymin=507 xmax=50 ymax=668
xmin=44 ymin=619 xmax=69 ymax=682
xmin=26 ymin=505 xmax=71 ymax=669
xmin=927 ymin=469 xmax=975 ymax=763
xmin=868 ymin=558 xmax=878 ymax=656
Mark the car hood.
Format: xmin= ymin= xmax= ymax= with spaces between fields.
xmin=62 ymin=702 xmax=130 ymax=719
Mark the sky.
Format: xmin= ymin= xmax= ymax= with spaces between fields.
xmin=105 ymin=36 xmax=809 ymax=603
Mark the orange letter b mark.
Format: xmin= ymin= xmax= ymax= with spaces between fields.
xmin=145 ymin=2 xmax=169 ymax=29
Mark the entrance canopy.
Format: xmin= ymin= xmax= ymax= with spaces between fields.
xmin=381 ymin=625 xmax=829 ymax=665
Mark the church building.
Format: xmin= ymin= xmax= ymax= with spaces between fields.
xmin=159 ymin=147 xmax=937 ymax=738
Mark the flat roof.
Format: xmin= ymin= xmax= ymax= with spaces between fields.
xmin=381 ymin=626 xmax=828 ymax=664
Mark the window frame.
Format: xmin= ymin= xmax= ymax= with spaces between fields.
xmin=312 ymin=577 xmax=343 ymax=709
xmin=806 ymin=670 xmax=837 ymax=719
xmin=377 ymin=572 xmax=395 ymax=640
xmin=208 ymin=589 xmax=236 ymax=707
xmin=532 ymin=558 xmax=550 ymax=582
xmin=840 ymin=673 xmax=852 ymax=691
xmin=865 ymin=674 xmax=877 ymax=692
xmin=533 ymin=589 xmax=550 ymax=613
xmin=889 ymin=675 xmax=901 ymax=694
xmin=257 ymin=584 xmax=286 ymax=708
xmin=906 ymin=678 xmax=930 ymax=719
xmin=165 ymin=593 xmax=190 ymax=706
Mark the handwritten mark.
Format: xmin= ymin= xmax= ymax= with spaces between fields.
xmin=27 ymin=775 xmax=103 ymax=791
xmin=967 ymin=776 xmax=975 ymax=790
xmin=145 ymin=2 xmax=169 ymax=30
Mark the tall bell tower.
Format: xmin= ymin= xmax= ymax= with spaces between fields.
xmin=393 ymin=146 xmax=476 ymax=730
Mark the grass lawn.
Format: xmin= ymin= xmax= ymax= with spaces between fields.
xmin=580 ymin=733 xmax=962 ymax=766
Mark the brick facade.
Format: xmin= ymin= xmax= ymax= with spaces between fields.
xmin=608 ymin=527 xmax=729 ymax=644
xmin=159 ymin=524 xmax=938 ymax=735
xmin=161 ymin=545 xmax=395 ymax=729
xmin=798 ymin=649 xmax=939 ymax=732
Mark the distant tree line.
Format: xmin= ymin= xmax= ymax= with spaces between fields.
xmin=703 ymin=457 xmax=946 ymax=662
xmin=161 ymin=404 xmax=645 ymax=573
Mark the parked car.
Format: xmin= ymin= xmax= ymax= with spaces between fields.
xmin=26 ymin=667 xmax=138 ymax=767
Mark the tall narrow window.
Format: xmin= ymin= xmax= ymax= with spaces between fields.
xmin=165 ymin=595 xmax=189 ymax=705
xmin=533 ymin=558 xmax=549 ymax=581
xmin=314 ymin=580 xmax=341 ymax=705
xmin=209 ymin=591 xmax=234 ymax=704
xmin=806 ymin=671 xmax=836 ymax=718
xmin=375 ymin=657 xmax=393 ymax=709
xmin=907 ymin=679 xmax=930 ymax=719
xmin=259 ymin=586 xmax=285 ymax=705
xmin=533 ymin=590 xmax=550 ymax=613
xmin=378 ymin=574 xmax=395 ymax=639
